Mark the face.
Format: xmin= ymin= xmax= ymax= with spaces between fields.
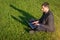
xmin=41 ymin=6 xmax=48 ymax=12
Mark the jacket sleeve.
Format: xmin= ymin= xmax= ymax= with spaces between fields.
xmin=40 ymin=15 xmax=55 ymax=32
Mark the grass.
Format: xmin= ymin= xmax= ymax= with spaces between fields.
xmin=0 ymin=0 xmax=60 ymax=40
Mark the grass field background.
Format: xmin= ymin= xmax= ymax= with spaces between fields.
xmin=0 ymin=0 xmax=60 ymax=40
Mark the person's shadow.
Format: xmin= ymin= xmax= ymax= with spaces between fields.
xmin=10 ymin=4 xmax=37 ymax=32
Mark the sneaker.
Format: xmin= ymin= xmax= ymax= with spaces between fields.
xmin=29 ymin=30 xmax=35 ymax=34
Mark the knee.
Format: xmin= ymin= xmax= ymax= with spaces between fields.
xmin=47 ymin=28 xmax=55 ymax=32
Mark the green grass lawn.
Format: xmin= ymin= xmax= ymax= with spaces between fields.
xmin=0 ymin=0 xmax=60 ymax=40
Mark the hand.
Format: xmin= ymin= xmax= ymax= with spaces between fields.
xmin=34 ymin=23 xmax=40 ymax=26
xmin=32 ymin=21 xmax=39 ymax=24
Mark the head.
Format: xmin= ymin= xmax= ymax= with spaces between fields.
xmin=41 ymin=2 xmax=49 ymax=13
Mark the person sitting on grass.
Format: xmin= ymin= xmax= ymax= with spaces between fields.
xmin=29 ymin=2 xmax=55 ymax=34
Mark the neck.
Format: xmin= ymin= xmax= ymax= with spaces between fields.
xmin=45 ymin=9 xmax=49 ymax=13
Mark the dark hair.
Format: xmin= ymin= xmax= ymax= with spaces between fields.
xmin=42 ymin=2 xmax=49 ymax=7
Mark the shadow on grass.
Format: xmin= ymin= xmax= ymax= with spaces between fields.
xmin=10 ymin=4 xmax=36 ymax=32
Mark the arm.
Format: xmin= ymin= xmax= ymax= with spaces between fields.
xmin=40 ymin=15 xmax=55 ymax=32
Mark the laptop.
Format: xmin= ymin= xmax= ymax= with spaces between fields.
xmin=25 ymin=20 xmax=36 ymax=29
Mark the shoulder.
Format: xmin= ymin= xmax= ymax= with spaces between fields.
xmin=48 ymin=11 xmax=54 ymax=20
xmin=49 ymin=11 xmax=53 ymax=15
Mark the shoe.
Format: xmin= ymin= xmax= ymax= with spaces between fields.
xmin=29 ymin=30 xmax=35 ymax=34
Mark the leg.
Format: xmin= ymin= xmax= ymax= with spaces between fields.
xmin=36 ymin=25 xmax=47 ymax=32
xmin=36 ymin=25 xmax=55 ymax=32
